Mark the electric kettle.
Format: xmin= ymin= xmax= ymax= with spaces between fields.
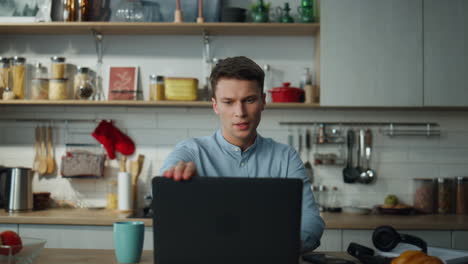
xmin=0 ymin=166 xmax=34 ymax=212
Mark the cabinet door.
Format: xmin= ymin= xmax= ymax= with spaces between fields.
xmin=321 ymin=0 xmax=423 ymax=106
xmin=316 ymin=229 xmax=342 ymax=251
xmin=424 ymin=0 xmax=468 ymax=106
xmin=452 ymin=231 xmax=468 ymax=250
xmin=0 ymin=224 xmax=18 ymax=233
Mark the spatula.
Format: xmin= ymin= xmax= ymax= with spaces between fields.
xmin=33 ymin=126 xmax=40 ymax=172
xmin=38 ymin=126 xmax=48 ymax=175
xmin=46 ymin=126 xmax=56 ymax=174
xmin=304 ymin=129 xmax=314 ymax=183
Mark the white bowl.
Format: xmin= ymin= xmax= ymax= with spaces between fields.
xmin=0 ymin=237 xmax=46 ymax=264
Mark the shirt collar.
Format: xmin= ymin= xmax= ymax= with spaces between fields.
xmin=215 ymin=129 xmax=262 ymax=154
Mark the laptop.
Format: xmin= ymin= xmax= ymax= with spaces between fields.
xmin=152 ymin=176 xmax=303 ymax=264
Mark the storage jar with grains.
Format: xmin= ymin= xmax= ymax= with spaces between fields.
xmin=107 ymin=180 xmax=118 ymax=210
xmin=437 ymin=178 xmax=454 ymax=214
xmin=51 ymin=56 xmax=66 ymax=79
xmin=0 ymin=57 xmax=10 ymax=98
xmin=149 ymin=74 xmax=164 ymax=101
xmin=413 ymin=178 xmax=436 ymax=214
xmin=31 ymin=79 xmax=49 ymax=100
xmin=456 ymin=176 xmax=468 ymax=214
xmin=12 ymin=56 xmax=26 ymax=99
xmin=49 ymin=78 xmax=68 ymax=100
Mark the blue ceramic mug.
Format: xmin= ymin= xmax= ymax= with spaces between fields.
xmin=114 ymin=221 xmax=145 ymax=264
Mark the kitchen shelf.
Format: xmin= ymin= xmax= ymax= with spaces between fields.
xmin=0 ymin=22 xmax=320 ymax=36
xmin=0 ymin=100 xmax=321 ymax=108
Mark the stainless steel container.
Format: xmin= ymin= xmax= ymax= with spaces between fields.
xmin=0 ymin=167 xmax=34 ymax=212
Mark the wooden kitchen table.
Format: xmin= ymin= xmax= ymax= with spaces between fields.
xmin=35 ymin=249 xmax=361 ymax=264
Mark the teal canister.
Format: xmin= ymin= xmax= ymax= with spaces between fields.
xmin=113 ymin=221 xmax=145 ymax=264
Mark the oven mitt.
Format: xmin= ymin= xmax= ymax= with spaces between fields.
xmin=92 ymin=120 xmax=135 ymax=159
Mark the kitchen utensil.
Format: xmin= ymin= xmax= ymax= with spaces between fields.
xmin=174 ymin=0 xmax=182 ymax=22
xmin=343 ymin=130 xmax=359 ymax=183
xmin=196 ymin=0 xmax=204 ymax=23
xmin=304 ymin=129 xmax=313 ymax=183
xmin=0 ymin=167 xmax=34 ymax=212
xmin=38 ymin=126 xmax=48 ymax=175
xmin=359 ymin=129 xmax=375 ymax=184
xmin=131 ymin=155 xmax=145 ymax=211
xmin=33 ymin=126 xmax=40 ymax=172
xmin=46 ymin=126 xmax=56 ymax=174
xmin=355 ymin=129 xmax=365 ymax=174
xmin=269 ymin=82 xmax=304 ymax=102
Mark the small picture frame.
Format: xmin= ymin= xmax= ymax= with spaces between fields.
xmin=108 ymin=66 xmax=139 ymax=100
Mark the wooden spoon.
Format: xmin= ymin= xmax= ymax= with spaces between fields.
xmin=38 ymin=126 xmax=48 ymax=175
xmin=33 ymin=126 xmax=40 ymax=172
xmin=46 ymin=126 xmax=56 ymax=174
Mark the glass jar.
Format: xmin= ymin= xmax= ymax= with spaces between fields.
xmin=413 ymin=178 xmax=436 ymax=214
xmin=437 ymin=178 xmax=454 ymax=214
xmin=149 ymin=74 xmax=164 ymax=101
xmin=456 ymin=176 xmax=468 ymax=214
xmin=317 ymin=185 xmax=327 ymax=212
xmin=31 ymin=79 xmax=49 ymax=100
xmin=112 ymin=0 xmax=145 ymax=22
xmin=74 ymin=67 xmax=94 ymax=99
xmin=51 ymin=56 xmax=66 ymax=79
xmin=49 ymin=78 xmax=68 ymax=100
xmin=0 ymin=57 xmax=10 ymax=98
xmin=12 ymin=56 xmax=26 ymax=99
xmin=106 ymin=180 xmax=118 ymax=210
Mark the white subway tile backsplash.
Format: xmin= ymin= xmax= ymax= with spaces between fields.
xmin=1 ymin=107 xmax=468 ymax=207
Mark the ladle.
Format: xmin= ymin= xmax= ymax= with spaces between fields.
xmin=359 ymin=129 xmax=375 ymax=184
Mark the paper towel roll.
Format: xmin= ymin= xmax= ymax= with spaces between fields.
xmin=118 ymin=172 xmax=132 ymax=212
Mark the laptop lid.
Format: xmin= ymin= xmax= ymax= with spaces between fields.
xmin=152 ymin=177 xmax=303 ymax=264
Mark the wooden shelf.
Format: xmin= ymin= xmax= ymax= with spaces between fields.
xmin=0 ymin=100 xmax=321 ymax=108
xmin=0 ymin=22 xmax=320 ymax=36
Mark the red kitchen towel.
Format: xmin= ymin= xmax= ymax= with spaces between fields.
xmin=92 ymin=120 xmax=135 ymax=159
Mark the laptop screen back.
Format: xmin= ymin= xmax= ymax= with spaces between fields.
xmin=152 ymin=177 xmax=302 ymax=264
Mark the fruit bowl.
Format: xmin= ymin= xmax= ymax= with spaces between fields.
xmin=0 ymin=237 xmax=46 ymax=264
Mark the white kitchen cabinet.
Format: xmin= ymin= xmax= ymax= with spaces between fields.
xmin=423 ymin=0 xmax=468 ymax=106
xmin=316 ymin=229 xmax=342 ymax=251
xmin=0 ymin=224 xmax=18 ymax=233
xmin=18 ymin=224 xmax=154 ymax=250
xmin=320 ymin=0 xmax=423 ymax=106
xmin=452 ymin=231 xmax=468 ymax=250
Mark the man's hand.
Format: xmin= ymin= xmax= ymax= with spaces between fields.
xmin=162 ymin=161 xmax=197 ymax=181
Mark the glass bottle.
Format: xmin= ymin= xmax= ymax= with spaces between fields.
xmin=63 ymin=0 xmax=76 ymax=21
xmin=76 ymin=0 xmax=90 ymax=21
xmin=113 ymin=0 xmax=145 ymax=22
xmin=12 ymin=56 xmax=26 ymax=99
xmin=149 ymin=74 xmax=164 ymax=101
xmin=300 ymin=67 xmax=312 ymax=89
xmin=74 ymin=67 xmax=95 ymax=100
xmin=437 ymin=178 xmax=454 ymax=214
xmin=413 ymin=178 xmax=436 ymax=214
xmin=106 ymin=180 xmax=118 ymax=210
xmin=456 ymin=176 xmax=468 ymax=214
xmin=263 ymin=64 xmax=272 ymax=103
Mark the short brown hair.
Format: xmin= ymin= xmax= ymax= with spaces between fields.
xmin=210 ymin=56 xmax=264 ymax=98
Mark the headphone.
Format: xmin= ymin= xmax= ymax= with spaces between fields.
xmin=372 ymin=225 xmax=427 ymax=253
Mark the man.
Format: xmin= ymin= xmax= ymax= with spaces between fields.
xmin=160 ymin=56 xmax=324 ymax=251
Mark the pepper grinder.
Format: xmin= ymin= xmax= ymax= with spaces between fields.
xmin=196 ymin=0 xmax=204 ymax=23
xmin=174 ymin=0 xmax=183 ymax=23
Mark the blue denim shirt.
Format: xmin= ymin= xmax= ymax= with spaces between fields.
xmin=160 ymin=130 xmax=325 ymax=251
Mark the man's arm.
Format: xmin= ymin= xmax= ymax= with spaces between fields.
xmin=287 ymin=149 xmax=325 ymax=252
xmin=160 ymin=141 xmax=197 ymax=180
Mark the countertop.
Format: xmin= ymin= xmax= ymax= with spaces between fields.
xmin=35 ymin=249 xmax=359 ymax=264
xmin=1 ymin=209 xmax=468 ymax=230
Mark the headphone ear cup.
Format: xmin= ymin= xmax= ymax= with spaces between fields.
xmin=372 ymin=225 xmax=400 ymax=252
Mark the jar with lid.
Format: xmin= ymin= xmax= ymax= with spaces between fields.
xmin=106 ymin=180 xmax=118 ymax=210
xmin=50 ymin=56 xmax=66 ymax=79
xmin=12 ymin=56 xmax=26 ymax=99
xmin=0 ymin=57 xmax=10 ymax=98
xmin=456 ymin=176 xmax=468 ymax=214
xmin=437 ymin=178 xmax=454 ymax=214
xmin=149 ymin=74 xmax=164 ymax=101
xmin=74 ymin=67 xmax=94 ymax=100
xmin=31 ymin=63 xmax=49 ymax=100
xmin=316 ymin=185 xmax=327 ymax=212
xmin=327 ymin=186 xmax=341 ymax=212
xmin=413 ymin=178 xmax=436 ymax=214
xmin=49 ymin=79 xmax=68 ymax=100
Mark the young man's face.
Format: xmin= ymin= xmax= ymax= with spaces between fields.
xmin=212 ymin=78 xmax=266 ymax=150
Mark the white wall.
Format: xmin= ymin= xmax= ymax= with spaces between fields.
xmin=1 ymin=105 xmax=468 ymax=209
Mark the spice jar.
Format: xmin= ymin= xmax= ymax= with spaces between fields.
xmin=437 ymin=178 xmax=454 ymax=214
xmin=413 ymin=178 xmax=436 ymax=214
xmin=456 ymin=176 xmax=468 ymax=214
xmin=74 ymin=67 xmax=94 ymax=99
xmin=31 ymin=79 xmax=49 ymax=100
xmin=50 ymin=56 xmax=66 ymax=79
xmin=0 ymin=57 xmax=10 ymax=98
xmin=12 ymin=56 xmax=26 ymax=99
xmin=149 ymin=74 xmax=164 ymax=101
xmin=106 ymin=180 xmax=118 ymax=210
xmin=49 ymin=78 xmax=68 ymax=100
